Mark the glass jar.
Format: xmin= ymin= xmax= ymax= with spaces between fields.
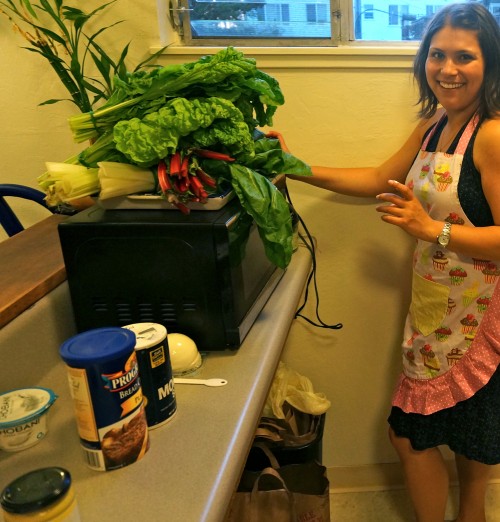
xmin=0 ymin=468 xmax=80 ymax=521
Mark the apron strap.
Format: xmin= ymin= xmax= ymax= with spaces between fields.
xmin=455 ymin=113 xmax=480 ymax=155
xmin=421 ymin=112 xmax=480 ymax=154
xmin=421 ymin=113 xmax=446 ymax=150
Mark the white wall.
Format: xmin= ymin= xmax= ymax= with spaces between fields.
xmin=0 ymin=0 xmax=421 ymax=479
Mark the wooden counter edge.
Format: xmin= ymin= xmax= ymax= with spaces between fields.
xmin=0 ymin=214 xmax=67 ymax=329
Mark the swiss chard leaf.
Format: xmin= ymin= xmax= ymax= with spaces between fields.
xmin=246 ymin=137 xmax=313 ymax=177
xmin=110 ymin=96 xmax=254 ymax=167
xmin=228 ymin=163 xmax=292 ymax=269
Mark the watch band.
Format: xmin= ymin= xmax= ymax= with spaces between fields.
xmin=437 ymin=222 xmax=452 ymax=246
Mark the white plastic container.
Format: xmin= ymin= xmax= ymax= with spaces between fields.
xmin=167 ymin=333 xmax=202 ymax=376
xmin=0 ymin=388 xmax=57 ymax=452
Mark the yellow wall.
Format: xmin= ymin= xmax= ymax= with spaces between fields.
xmin=0 ymin=1 xmax=427 ymax=482
xmin=268 ymin=67 xmax=417 ymax=470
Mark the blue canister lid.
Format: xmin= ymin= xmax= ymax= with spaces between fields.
xmin=59 ymin=327 xmax=136 ymax=367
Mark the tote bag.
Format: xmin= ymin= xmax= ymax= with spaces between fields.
xmin=226 ymin=443 xmax=330 ymax=522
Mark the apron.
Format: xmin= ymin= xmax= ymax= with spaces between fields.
xmin=392 ymin=114 xmax=500 ymax=414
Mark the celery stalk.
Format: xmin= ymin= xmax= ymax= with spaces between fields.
xmin=98 ymin=162 xmax=155 ymax=200
xmin=38 ymin=162 xmax=100 ymax=206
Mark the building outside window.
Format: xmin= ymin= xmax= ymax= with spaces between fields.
xmin=364 ymin=4 xmax=375 ymax=20
xmin=388 ymin=5 xmax=399 ymax=25
xmin=490 ymin=1 xmax=500 ymax=22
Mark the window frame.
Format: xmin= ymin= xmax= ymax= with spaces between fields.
xmin=161 ymin=0 xmax=428 ymax=49
xmin=170 ymin=0 xmax=343 ymax=47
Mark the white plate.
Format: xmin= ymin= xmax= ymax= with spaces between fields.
xmin=98 ymin=189 xmax=235 ymax=211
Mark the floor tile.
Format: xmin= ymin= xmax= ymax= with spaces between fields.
xmin=330 ymin=484 xmax=500 ymax=521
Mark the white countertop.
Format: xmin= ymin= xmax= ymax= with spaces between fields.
xmin=0 ymin=247 xmax=311 ymax=522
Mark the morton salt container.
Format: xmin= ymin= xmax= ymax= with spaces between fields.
xmin=123 ymin=323 xmax=177 ymax=429
xmin=0 ymin=467 xmax=80 ymax=521
xmin=59 ymin=327 xmax=149 ymax=472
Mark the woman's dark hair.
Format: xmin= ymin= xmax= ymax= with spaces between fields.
xmin=414 ymin=2 xmax=500 ymax=120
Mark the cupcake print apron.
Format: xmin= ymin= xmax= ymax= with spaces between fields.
xmin=392 ymin=113 xmax=500 ymax=414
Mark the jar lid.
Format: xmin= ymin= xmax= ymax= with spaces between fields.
xmin=1 ymin=467 xmax=71 ymax=514
xmin=0 ymin=388 xmax=57 ymax=429
xmin=123 ymin=323 xmax=167 ymax=350
xmin=59 ymin=327 xmax=136 ymax=367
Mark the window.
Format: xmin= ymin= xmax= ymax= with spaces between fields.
xmin=426 ymin=5 xmax=437 ymax=17
xmin=491 ymin=3 xmax=500 ymax=24
xmin=165 ymin=0 xmax=494 ymax=46
xmin=388 ymin=5 xmax=398 ymax=25
xmin=364 ymin=4 xmax=375 ymax=20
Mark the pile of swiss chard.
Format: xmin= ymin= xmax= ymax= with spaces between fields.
xmin=45 ymin=47 xmax=312 ymax=268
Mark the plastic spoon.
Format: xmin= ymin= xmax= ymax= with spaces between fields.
xmin=174 ymin=378 xmax=228 ymax=387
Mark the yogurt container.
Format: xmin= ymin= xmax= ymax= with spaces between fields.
xmin=0 ymin=387 xmax=57 ymax=452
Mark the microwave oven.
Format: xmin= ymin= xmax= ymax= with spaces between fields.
xmin=58 ymin=198 xmax=285 ymax=351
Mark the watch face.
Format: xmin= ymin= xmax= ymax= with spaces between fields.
xmin=438 ymin=223 xmax=451 ymax=247
xmin=438 ymin=235 xmax=449 ymax=247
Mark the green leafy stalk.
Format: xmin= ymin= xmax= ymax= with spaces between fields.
xmin=68 ymin=47 xmax=284 ymax=143
xmin=229 ymin=163 xmax=293 ymax=269
xmin=0 ymin=0 xmax=165 ymax=112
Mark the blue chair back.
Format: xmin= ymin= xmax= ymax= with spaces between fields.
xmin=0 ymin=184 xmax=51 ymax=237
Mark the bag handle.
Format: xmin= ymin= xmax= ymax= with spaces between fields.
xmin=252 ymin=441 xmax=280 ymax=469
xmin=255 ymin=425 xmax=285 ymax=443
xmin=250 ymin=467 xmax=298 ymax=522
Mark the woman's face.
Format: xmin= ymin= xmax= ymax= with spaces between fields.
xmin=425 ymin=25 xmax=485 ymax=116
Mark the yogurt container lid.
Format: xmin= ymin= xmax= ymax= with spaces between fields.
xmin=123 ymin=323 xmax=167 ymax=350
xmin=0 ymin=387 xmax=58 ymax=429
xmin=59 ymin=327 xmax=136 ymax=367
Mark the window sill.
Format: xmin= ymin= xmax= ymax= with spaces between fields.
xmin=154 ymin=44 xmax=418 ymax=69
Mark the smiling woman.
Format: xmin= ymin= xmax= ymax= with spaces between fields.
xmin=273 ymin=2 xmax=500 ymax=520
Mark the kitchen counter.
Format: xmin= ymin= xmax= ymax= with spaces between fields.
xmin=0 ymin=247 xmax=311 ymax=522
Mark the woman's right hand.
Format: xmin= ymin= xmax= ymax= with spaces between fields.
xmin=265 ymin=131 xmax=291 ymax=153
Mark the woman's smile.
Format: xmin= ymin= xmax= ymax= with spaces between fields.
xmin=438 ymin=81 xmax=464 ymax=89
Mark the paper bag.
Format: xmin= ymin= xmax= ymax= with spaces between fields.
xmin=225 ymin=443 xmax=330 ymax=522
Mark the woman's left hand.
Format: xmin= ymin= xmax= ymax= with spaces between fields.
xmin=375 ymin=180 xmax=436 ymax=241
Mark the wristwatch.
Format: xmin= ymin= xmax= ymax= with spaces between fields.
xmin=437 ymin=222 xmax=452 ymax=247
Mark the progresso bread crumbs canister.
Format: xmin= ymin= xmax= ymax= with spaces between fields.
xmin=123 ymin=323 xmax=177 ymax=429
xmin=59 ymin=327 xmax=149 ymax=472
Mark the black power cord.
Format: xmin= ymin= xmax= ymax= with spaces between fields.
xmin=285 ymin=187 xmax=343 ymax=330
